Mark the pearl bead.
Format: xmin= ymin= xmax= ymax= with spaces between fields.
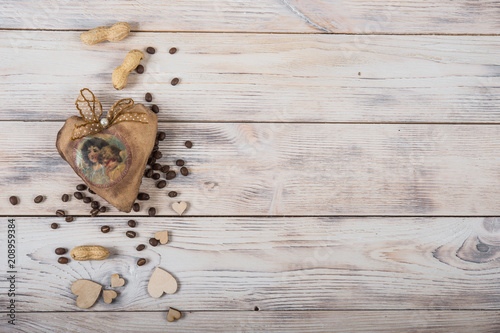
xmin=100 ymin=118 xmax=109 ymax=128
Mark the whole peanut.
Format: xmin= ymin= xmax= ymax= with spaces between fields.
xmin=70 ymin=245 xmax=110 ymax=261
xmin=112 ymin=49 xmax=145 ymax=90
xmin=80 ymin=22 xmax=131 ymax=45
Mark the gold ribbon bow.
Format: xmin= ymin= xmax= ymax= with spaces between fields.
xmin=72 ymin=88 xmax=148 ymax=140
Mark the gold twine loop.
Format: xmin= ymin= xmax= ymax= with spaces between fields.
xmin=71 ymin=88 xmax=148 ymax=140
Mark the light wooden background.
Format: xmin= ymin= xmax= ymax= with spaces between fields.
xmin=1 ymin=1 xmax=500 ymax=332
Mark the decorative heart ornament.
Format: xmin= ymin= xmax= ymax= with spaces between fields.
xmin=110 ymin=274 xmax=125 ymax=288
xmin=167 ymin=308 xmax=182 ymax=322
xmin=56 ymin=89 xmax=157 ymax=212
xmin=172 ymin=201 xmax=188 ymax=216
xmin=154 ymin=230 xmax=169 ymax=245
xmin=147 ymin=267 xmax=178 ymax=298
xmin=102 ymin=290 xmax=118 ymax=304
xmin=71 ymin=279 xmax=103 ymax=309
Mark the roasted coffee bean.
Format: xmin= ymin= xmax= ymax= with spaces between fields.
xmin=161 ymin=165 xmax=170 ymax=173
xmin=9 ymin=196 xmax=19 ymax=205
xmin=99 ymin=206 xmax=107 ymax=213
xmin=153 ymin=151 xmax=162 ymax=159
xmin=145 ymin=168 xmax=154 ymax=178
xmin=128 ymin=220 xmax=137 ymax=228
xmin=152 ymin=173 xmax=160 ymax=180
xmin=56 ymin=209 xmax=65 ymax=217
xmin=34 ymin=195 xmax=44 ymax=203
xmin=152 ymin=163 xmax=162 ymax=171
xmin=151 ymin=104 xmax=159 ymax=113
xmin=149 ymin=238 xmax=159 ymax=247
xmin=157 ymin=131 xmax=166 ymax=141
xmin=74 ymin=192 xmax=84 ymax=200
xmin=166 ymin=170 xmax=176 ymax=180
xmin=155 ymin=138 xmax=160 ymax=146
xmin=90 ymin=208 xmax=100 ymax=217
xmin=148 ymin=207 xmax=156 ymax=217
xmin=147 ymin=157 xmax=153 ymax=165
xmin=171 ymin=78 xmax=179 ymax=86
xmin=51 ymin=223 xmax=59 ymax=229
xmin=176 ymin=159 xmax=185 ymax=166
xmin=145 ymin=92 xmax=153 ymax=102
xmin=136 ymin=244 xmax=146 ymax=251
xmin=83 ymin=197 xmax=92 ymax=204
xmin=146 ymin=46 xmax=156 ymax=54
xmin=91 ymin=201 xmax=100 ymax=209
xmin=126 ymin=230 xmax=136 ymax=238
xmin=180 ymin=167 xmax=189 ymax=176
xmin=169 ymin=47 xmax=177 ymax=54
xmin=168 ymin=191 xmax=178 ymax=198
xmin=185 ymin=141 xmax=193 ymax=148
xmin=58 ymin=257 xmax=69 ymax=264
xmin=76 ymin=184 xmax=87 ymax=191
xmin=61 ymin=194 xmax=70 ymax=202
xmin=157 ymin=180 xmax=167 ymax=189
xmin=133 ymin=203 xmax=140 ymax=212
xmin=136 ymin=64 xmax=144 ymax=74
xmin=101 ymin=225 xmax=111 ymax=233
xmin=137 ymin=258 xmax=146 ymax=266
xmin=55 ymin=247 xmax=67 ymax=255
xmin=65 ymin=216 xmax=74 ymax=223
xmin=137 ymin=193 xmax=150 ymax=200
xmin=88 ymin=188 xmax=96 ymax=194
xmin=152 ymin=145 xmax=159 ymax=153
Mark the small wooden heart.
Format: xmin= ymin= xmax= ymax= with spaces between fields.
xmin=172 ymin=201 xmax=187 ymax=216
xmin=154 ymin=231 xmax=169 ymax=245
xmin=71 ymin=279 xmax=102 ymax=309
xmin=102 ymin=290 xmax=118 ymax=304
xmin=110 ymin=274 xmax=125 ymax=287
xmin=167 ymin=308 xmax=181 ymax=322
xmin=147 ymin=267 xmax=178 ymax=298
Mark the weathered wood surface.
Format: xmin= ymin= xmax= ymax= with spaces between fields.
xmin=1 ymin=32 xmax=499 ymax=123
xmin=1 ymin=0 xmax=499 ymax=34
xmin=1 ymin=217 xmax=500 ymax=313
xmin=7 ymin=310 xmax=500 ymax=333
xmin=2 ymin=122 xmax=500 ymax=216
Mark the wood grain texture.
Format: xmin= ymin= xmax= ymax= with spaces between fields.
xmin=2 ymin=122 xmax=500 ymax=216
xmin=1 ymin=0 xmax=499 ymax=33
xmin=1 ymin=32 xmax=499 ymax=123
xmin=6 ymin=311 xmax=500 ymax=333
xmin=1 ymin=217 xmax=500 ymax=312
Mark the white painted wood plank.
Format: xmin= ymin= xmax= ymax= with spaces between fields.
xmin=1 ymin=32 xmax=499 ymax=123
xmin=1 ymin=122 xmax=500 ymax=216
xmin=1 ymin=0 xmax=499 ymax=34
xmin=0 ymin=217 xmax=499 ymax=312
xmin=7 ymin=310 xmax=500 ymax=333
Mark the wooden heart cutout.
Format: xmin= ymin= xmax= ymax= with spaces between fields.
xmin=172 ymin=201 xmax=187 ymax=216
xmin=102 ymin=290 xmax=118 ymax=304
xmin=110 ymin=274 xmax=125 ymax=287
xmin=154 ymin=231 xmax=169 ymax=245
xmin=56 ymin=90 xmax=157 ymax=212
xmin=147 ymin=267 xmax=178 ymax=298
xmin=71 ymin=279 xmax=102 ymax=309
xmin=167 ymin=308 xmax=182 ymax=322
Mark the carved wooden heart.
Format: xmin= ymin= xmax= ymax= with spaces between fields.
xmin=71 ymin=279 xmax=102 ymax=309
xmin=56 ymin=101 xmax=157 ymax=213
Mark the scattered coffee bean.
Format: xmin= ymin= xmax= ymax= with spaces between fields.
xmin=152 ymin=163 xmax=162 ymax=171
xmin=169 ymin=47 xmax=177 ymax=54
xmin=74 ymin=192 xmax=84 ymax=200
xmin=90 ymin=208 xmax=100 ymax=217
xmin=176 ymin=159 xmax=185 ymax=166
xmin=149 ymin=238 xmax=159 ymax=247
xmin=146 ymin=47 xmax=156 ymax=54
xmin=145 ymin=92 xmax=152 ymax=102
xmin=55 ymin=248 xmax=67 ymax=255
xmin=133 ymin=203 xmax=140 ymax=212
xmin=155 ymin=138 xmax=160 ymax=147
xmin=83 ymin=197 xmax=92 ymax=204
xmin=51 ymin=223 xmax=59 ymax=229
xmin=152 ymin=173 xmax=160 ymax=180
xmin=56 ymin=209 xmax=65 ymax=217
xmin=91 ymin=201 xmax=100 ymax=209
xmin=161 ymin=165 xmax=170 ymax=173
xmin=185 ymin=141 xmax=193 ymax=148
xmin=157 ymin=180 xmax=167 ymax=189
xmin=171 ymin=78 xmax=179 ymax=86
xmin=9 ymin=196 xmax=19 ymax=205
xmin=101 ymin=225 xmax=111 ymax=233
xmin=180 ymin=167 xmax=189 ymax=176
xmin=151 ymin=104 xmax=159 ymax=113
xmin=145 ymin=168 xmax=154 ymax=178
xmin=136 ymin=64 xmax=144 ymax=74
xmin=126 ymin=230 xmax=137 ymax=238
xmin=168 ymin=191 xmax=178 ymax=198
xmin=76 ymin=184 xmax=87 ymax=191
xmin=158 ymin=131 xmax=166 ymax=141
xmin=99 ymin=206 xmax=107 ymax=213
xmin=128 ymin=220 xmax=137 ymax=228
xmin=147 ymin=157 xmax=153 ymax=165
xmin=65 ymin=216 xmax=74 ymax=223
xmin=136 ymin=244 xmax=146 ymax=251
xmin=88 ymin=188 xmax=96 ymax=194
xmin=137 ymin=193 xmax=150 ymax=200
xmin=153 ymin=151 xmax=162 ymax=159
xmin=58 ymin=257 xmax=69 ymax=264
xmin=166 ymin=171 xmax=176 ymax=180
xmin=61 ymin=194 xmax=70 ymax=202
xmin=34 ymin=195 xmax=44 ymax=203
xmin=137 ymin=258 xmax=147 ymax=266
xmin=148 ymin=207 xmax=156 ymax=216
